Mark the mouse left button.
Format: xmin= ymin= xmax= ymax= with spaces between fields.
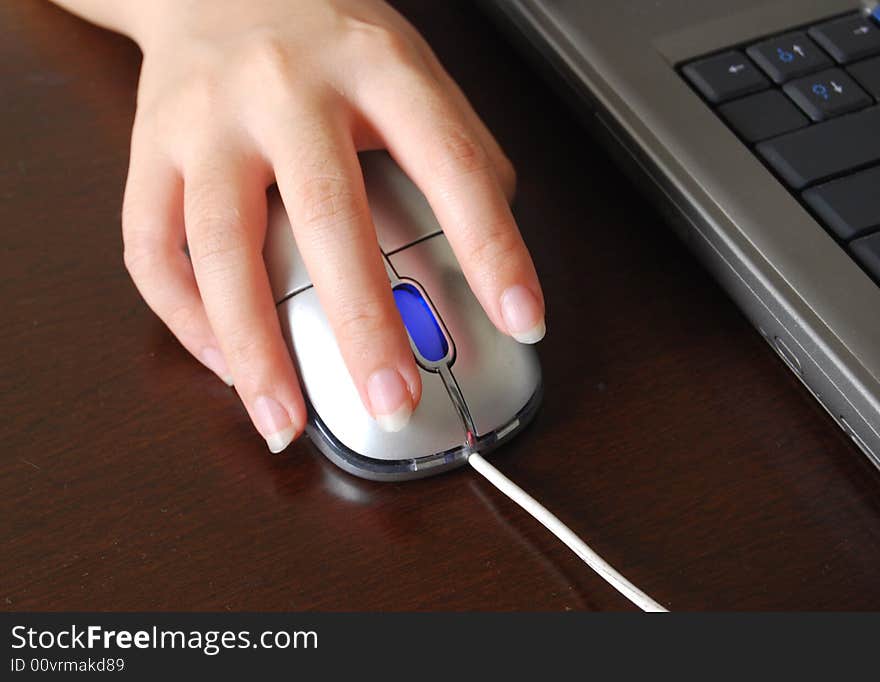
xmin=263 ymin=186 xmax=312 ymax=303
xmin=360 ymin=151 xmax=442 ymax=253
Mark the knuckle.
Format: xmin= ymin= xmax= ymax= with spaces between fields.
xmin=122 ymin=241 xmax=156 ymax=280
xmin=166 ymin=303 xmax=202 ymax=339
xmin=120 ymin=197 xmax=140 ymax=234
xmin=428 ymin=126 xmax=490 ymax=182
xmin=466 ymin=219 xmax=522 ymax=269
xmin=187 ymin=205 xmax=250 ymax=272
xmin=496 ymin=154 xmax=517 ymax=199
xmin=177 ymin=74 xmax=224 ymax=123
xmin=224 ymin=330 xmax=271 ymax=369
xmin=128 ymin=114 xmax=162 ymax=156
xmin=241 ymin=35 xmax=297 ymax=95
xmin=245 ymin=35 xmax=290 ymax=73
xmin=344 ymin=19 xmax=413 ymax=64
xmin=137 ymin=74 xmax=224 ymax=140
xmin=333 ymin=302 xmax=389 ymax=349
xmin=121 ymin=215 xmax=161 ymax=254
xmin=295 ymin=175 xmax=366 ymax=232
xmin=121 ymin=223 xmax=162 ymax=280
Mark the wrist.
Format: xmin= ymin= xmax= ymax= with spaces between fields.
xmin=116 ymin=1 xmax=177 ymax=51
xmin=49 ymin=0 xmax=172 ymax=49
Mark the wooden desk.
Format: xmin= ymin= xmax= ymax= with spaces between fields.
xmin=3 ymin=1 xmax=879 ymax=611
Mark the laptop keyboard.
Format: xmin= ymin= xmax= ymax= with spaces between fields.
xmin=680 ymin=8 xmax=880 ymax=286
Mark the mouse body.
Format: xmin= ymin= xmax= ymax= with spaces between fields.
xmin=264 ymin=151 xmax=541 ymax=480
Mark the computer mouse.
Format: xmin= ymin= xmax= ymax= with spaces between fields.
xmin=263 ymin=151 xmax=542 ymax=481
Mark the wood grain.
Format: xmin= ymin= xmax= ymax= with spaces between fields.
xmin=2 ymin=1 xmax=879 ymax=611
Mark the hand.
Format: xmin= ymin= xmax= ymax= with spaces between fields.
xmin=114 ymin=0 xmax=545 ymax=452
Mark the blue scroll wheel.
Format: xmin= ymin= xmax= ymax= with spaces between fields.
xmin=392 ymin=283 xmax=449 ymax=363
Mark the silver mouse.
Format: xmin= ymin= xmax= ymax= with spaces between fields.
xmin=263 ymin=151 xmax=542 ymax=481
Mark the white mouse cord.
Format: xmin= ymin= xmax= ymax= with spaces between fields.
xmin=467 ymin=452 xmax=668 ymax=613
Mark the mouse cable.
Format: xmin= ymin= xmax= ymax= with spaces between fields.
xmin=467 ymin=452 xmax=668 ymax=612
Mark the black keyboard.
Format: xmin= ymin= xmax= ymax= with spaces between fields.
xmin=680 ymin=8 xmax=880 ymax=286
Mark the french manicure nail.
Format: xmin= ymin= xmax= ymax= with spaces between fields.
xmin=500 ymin=284 xmax=545 ymax=344
xmin=366 ymin=367 xmax=412 ymax=432
xmin=201 ymin=346 xmax=234 ymax=386
xmin=252 ymin=395 xmax=297 ymax=454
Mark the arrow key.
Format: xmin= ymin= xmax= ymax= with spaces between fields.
xmin=783 ymin=68 xmax=871 ymax=121
xmin=682 ymin=50 xmax=768 ymax=103
xmin=747 ymin=32 xmax=832 ymax=83
xmin=809 ymin=13 xmax=880 ymax=64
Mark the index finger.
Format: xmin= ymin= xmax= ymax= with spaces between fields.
xmin=263 ymin=103 xmax=423 ymax=431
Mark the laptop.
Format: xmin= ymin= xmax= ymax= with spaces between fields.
xmin=483 ymin=0 xmax=880 ymax=467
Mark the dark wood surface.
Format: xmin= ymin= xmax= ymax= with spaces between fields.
xmin=3 ymin=1 xmax=880 ymax=612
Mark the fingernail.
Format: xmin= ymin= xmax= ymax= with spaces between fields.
xmin=500 ymin=284 xmax=545 ymax=344
xmin=252 ymin=395 xmax=298 ymax=454
xmin=201 ymin=346 xmax=234 ymax=386
xmin=366 ymin=367 xmax=412 ymax=433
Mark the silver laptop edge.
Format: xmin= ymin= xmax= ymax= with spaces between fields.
xmin=485 ymin=0 xmax=880 ymax=465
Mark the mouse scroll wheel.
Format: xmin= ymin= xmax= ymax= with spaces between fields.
xmin=392 ymin=282 xmax=451 ymax=366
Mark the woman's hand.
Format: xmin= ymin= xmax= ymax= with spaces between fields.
xmin=60 ymin=0 xmax=545 ymax=452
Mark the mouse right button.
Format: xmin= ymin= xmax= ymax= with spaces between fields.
xmin=388 ymin=235 xmax=542 ymax=438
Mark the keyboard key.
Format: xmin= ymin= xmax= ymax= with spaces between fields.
xmin=747 ymin=32 xmax=832 ymax=83
xmin=803 ymin=166 xmax=880 ymax=240
xmin=718 ymin=90 xmax=808 ymax=142
xmin=849 ymin=231 xmax=880 ymax=283
xmin=683 ymin=51 xmax=768 ymax=103
xmin=783 ymin=68 xmax=872 ymax=121
xmin=848 ymin=55 xmax=880 ymax=98
xmin=809 ymin=13 xmax=880 ymax=63
xmin=756 ymin=106 xmax=880 ymax=189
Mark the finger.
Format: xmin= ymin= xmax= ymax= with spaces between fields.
xmin=122 ymin=143 xmax=233 ymax=385
xmin=355 ymin=69 xmax=545 ymax=344
xmin=410 ymin=40 xmax=517 ymax=201
xmin=265 ymin=103 xmax=422 ymax=432
xmin=183 ymin=145 xmax=306 ymax=453
xmin=343 ymin=17 xmax=516 ymax=201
